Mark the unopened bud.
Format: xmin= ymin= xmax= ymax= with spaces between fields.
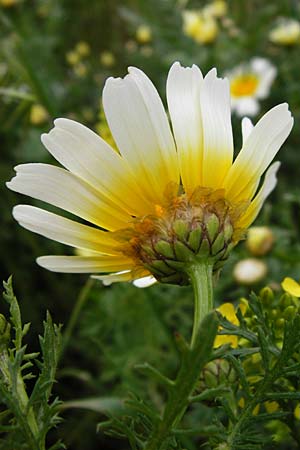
xmin=200 ymin=359 xmax=236 ymax=389
xmin=259 ymin=286 xmax=274 ymax=306
xmin=246 ymin=226 xmax=274 ymax=256
xmin=279 ymin=293 xmax=293 ymax=308
xmin=283 ymin=305 xmax=296 ymax=320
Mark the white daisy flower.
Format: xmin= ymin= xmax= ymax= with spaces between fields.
xmin=226 ymin=58 xmax=277 ymax=117
xmin=7 ymin=63 xmax=293 ymax=287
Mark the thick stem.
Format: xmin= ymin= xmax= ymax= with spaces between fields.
xmin=188 ymin=264 xmax=214 ymax=348
xmin=144 ymin=262 xmax=216 ymax=450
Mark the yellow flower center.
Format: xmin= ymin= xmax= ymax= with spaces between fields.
xmin=230 ymin=74 xmax=259 ymax=98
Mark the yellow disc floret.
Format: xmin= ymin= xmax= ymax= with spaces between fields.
xmin=230 ymin=74 xmax=259 ymax=98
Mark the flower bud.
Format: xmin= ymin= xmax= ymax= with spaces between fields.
xmin=259 ymin=286 xmax=274 ymax=306
xmin=233 ymin=258 xmax=267 ymax=285
xmin=200 ymin=359 xmax=236 ymax=389
xmin=136 ymin=25 xmax=152 ymax=44
xmin=246 ymin=226 xmax=274 ymax=256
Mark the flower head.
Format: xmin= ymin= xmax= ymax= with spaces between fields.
xmin=227 ymin=58 xmax=277 ymax=116
xmin=182 ymin=10 xmax=218 ymax=44
xmin=269 ymin=19 xmax=300 ymax=46
xmin=7 ymin=62 xmax=293 ymax=286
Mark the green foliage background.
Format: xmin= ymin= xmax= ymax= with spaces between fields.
xmin=1 ymin=0 xmax=300 ymax=448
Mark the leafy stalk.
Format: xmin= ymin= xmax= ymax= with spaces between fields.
xmin=144 ymin=262 xmax=218 ymax=450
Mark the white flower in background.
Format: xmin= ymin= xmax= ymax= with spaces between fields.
xmin=233 ymin=258 xmax=268 ymax=285
xmin=7 ymin=63 xmax=293 ymax=287
xmin=269 ymin=19 xmax=300 ymax=46
xmin=226 ymin=58 xmax=277 ymax=117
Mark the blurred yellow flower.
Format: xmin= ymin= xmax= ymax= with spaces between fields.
xmin=66 ymin=50 xmax=80 ymax=66
xmin=281 ymin=277 xmax=300 ymax=297
xmin=73 ymin=63 xmax=88 ymax=78
xmin=100 ymin=51 xmax=116 ymax=68
xmin=29 ymin=104 xmax=48 ymax=125
xmin=264 ymin=401 xmax=279 ymax=413
xmin=75 ymin=41 xmax=91 ymax=57
xmin=182 ymin=10 xmax=218 ymax=44
xmin=0 ymin=0 xmax=17 ymax=6
xmin=246 ymin=226 xmax=274 ymax=256
xmin=136 ymin=25 xmax=152 ymax=44
xmin=294 ymin=403 xmax=300 ymax=420
xmin=238 ymin=397 xmax=260 ymax=415
xmin=233 ymin=258 xmax=268 ymax=285
xmin=203 ymin=0 xmax=227 ymax=18
xmin=227 ymin=58 xmax=276 ymax=116
xmin=214 ymin=301 xmax=247 ymax=348
xmin=269 ymin=19 xmax=300 ymax=46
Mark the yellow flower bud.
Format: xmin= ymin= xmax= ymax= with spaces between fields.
xmin=66 ymin=50 xmax=80 ymax=66
xmin=75 ymin=41 xmax=90 ymax=57
xmin=100 ymin=51 xmax=116 ymax=68
xmin=265 ymin=401 xmax=279 ymax=413
xmin=136 ymin=25 xmax=152 ymax=44
xmin=29 ymin=104 xmax=48 ymax=125
xmin=233 ymin=258 xmax=267 ymax=285
xmin=246 ymin=226 xmax=274 ymax=256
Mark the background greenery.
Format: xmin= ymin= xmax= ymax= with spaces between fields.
xmin=1 ymin=0 xmax=300 ymax=448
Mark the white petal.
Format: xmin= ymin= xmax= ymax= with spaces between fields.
xmin=224 ymin=103 xmax=293 ymax=201
xmin=133 ymin=276 xmax=157 ymax=288
xmin=235 ymin=98 xmax=259 ymax=117
xmin=103 ymin=67 xmax=179 ymax=203
xmin=238 ymin=162 xmax=280 ymax=229
xmin=42 ymin=119 xmax=151 ymax=215
xmin=37 ymin=255 xmax=133 ymax=273
xmin=92 ymin=270 xmax=133 ymax=285
xmin=241 ymin=117 xmax=254 ymax=145
xmin=167 ymin=62 xmax=203 ymax=194
xmin=251 ymin=58 xmax=277 ymax=99
xmin=13 ymin=205 xmax=120 ymax=255
xmin=7 ymin=164 xmax=130 ymax=231
xmin=200 ymin=68 xmax=233 ymax=188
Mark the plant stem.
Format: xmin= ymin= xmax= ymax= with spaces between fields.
xmin=63 ymin=278 xmax=95 ymax=352
xmin=144 ymin=262 xmax=217 ymax=450
xmin=189 ymin=264 xmax=214 ymax=348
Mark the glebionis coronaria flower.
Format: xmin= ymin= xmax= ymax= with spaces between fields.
xmin=7 ymin=62 xmax=293 ymax=286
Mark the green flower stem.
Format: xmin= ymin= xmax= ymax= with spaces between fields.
xmin=144 ymin=262 xmax=217 ymax=450
xmin=189 ymin=264 xmax=214 ymax=348
xmin=63 ymin=278 xmax=95 ymax=352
